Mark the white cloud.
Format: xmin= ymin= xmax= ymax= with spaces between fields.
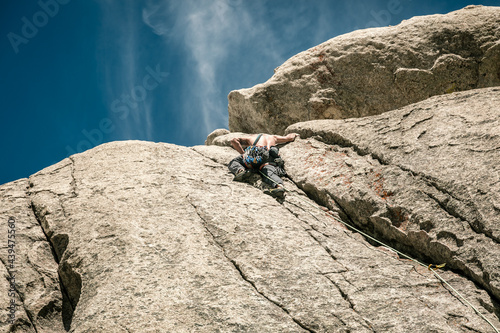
xmin=142 ymin=2 xmax=170 ymax=36
xmin=98 ymin=0 xmax=155 ymax=141
xmin=138 ymin=1 xmax=347 ymax=139
xmin=141 ymin=0 xmax=284 ymax=136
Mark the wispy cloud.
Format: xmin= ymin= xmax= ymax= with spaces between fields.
xmin=143 ymin=0 xmax=242 ymax=135
xmin=107 ymin=0 xmax=357 ymax=142
xmin=98 ymin=0 xmax=154 ymax=140
xmin=142 ymin=1 xmax=171 ymax=36
xmin=141 ymin=0 xmax=286 ymax=137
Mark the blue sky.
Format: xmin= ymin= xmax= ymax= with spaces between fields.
xmin=1 ymin=0 xmax=499 ymax=185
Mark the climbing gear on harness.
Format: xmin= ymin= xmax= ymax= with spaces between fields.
xmin=257 ymin=170 xmax=499 ymax=333
xmin=273 ymin=157 xmax=284 ymax=168
xmin=243 ymin=134 xmax=269 ymax=169
xmin=243 ymin=146 xmax=269 ymax=169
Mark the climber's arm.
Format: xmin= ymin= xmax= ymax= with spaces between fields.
xmin=231 ymin=137 xmax=252 ymax=154
xmin=274 ymin=133 xmax=299 ymax=144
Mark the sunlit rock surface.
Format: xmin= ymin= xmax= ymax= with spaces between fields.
xmin=228 ymin=6 xmax=500 ymax=134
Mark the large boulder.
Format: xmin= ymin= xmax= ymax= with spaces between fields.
xmin=1 ymin=131 xmax=498 ymax=331
xmin=228 ymin=5 xmax=500 ymax=134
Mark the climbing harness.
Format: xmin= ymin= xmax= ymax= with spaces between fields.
xmin=243 ymin=134 xmax=269 ymax=169
xmin=258 ymin=170 xmax=499 ymax=333
xmin=258 ymin=162 xmax=271 ymax=171
xmin=243 ymin=146 xmax=268 ymax=168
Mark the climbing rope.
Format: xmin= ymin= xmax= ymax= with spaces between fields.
xmin=259 ymin=171 xmax=499 ymax=333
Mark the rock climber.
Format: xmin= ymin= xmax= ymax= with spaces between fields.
xmin=228 ymin=133 xmax=299 ymax=198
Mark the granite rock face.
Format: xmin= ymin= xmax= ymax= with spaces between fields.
xmin=208 ymin=87 xmax=500 ymax=332
xmin=228 ymin=5 xmax=500 ymax=134
xmin=2 ymin=96 xmax=499 ymax=331
xmin=283 ymin=87 xmax=500 ymax=302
